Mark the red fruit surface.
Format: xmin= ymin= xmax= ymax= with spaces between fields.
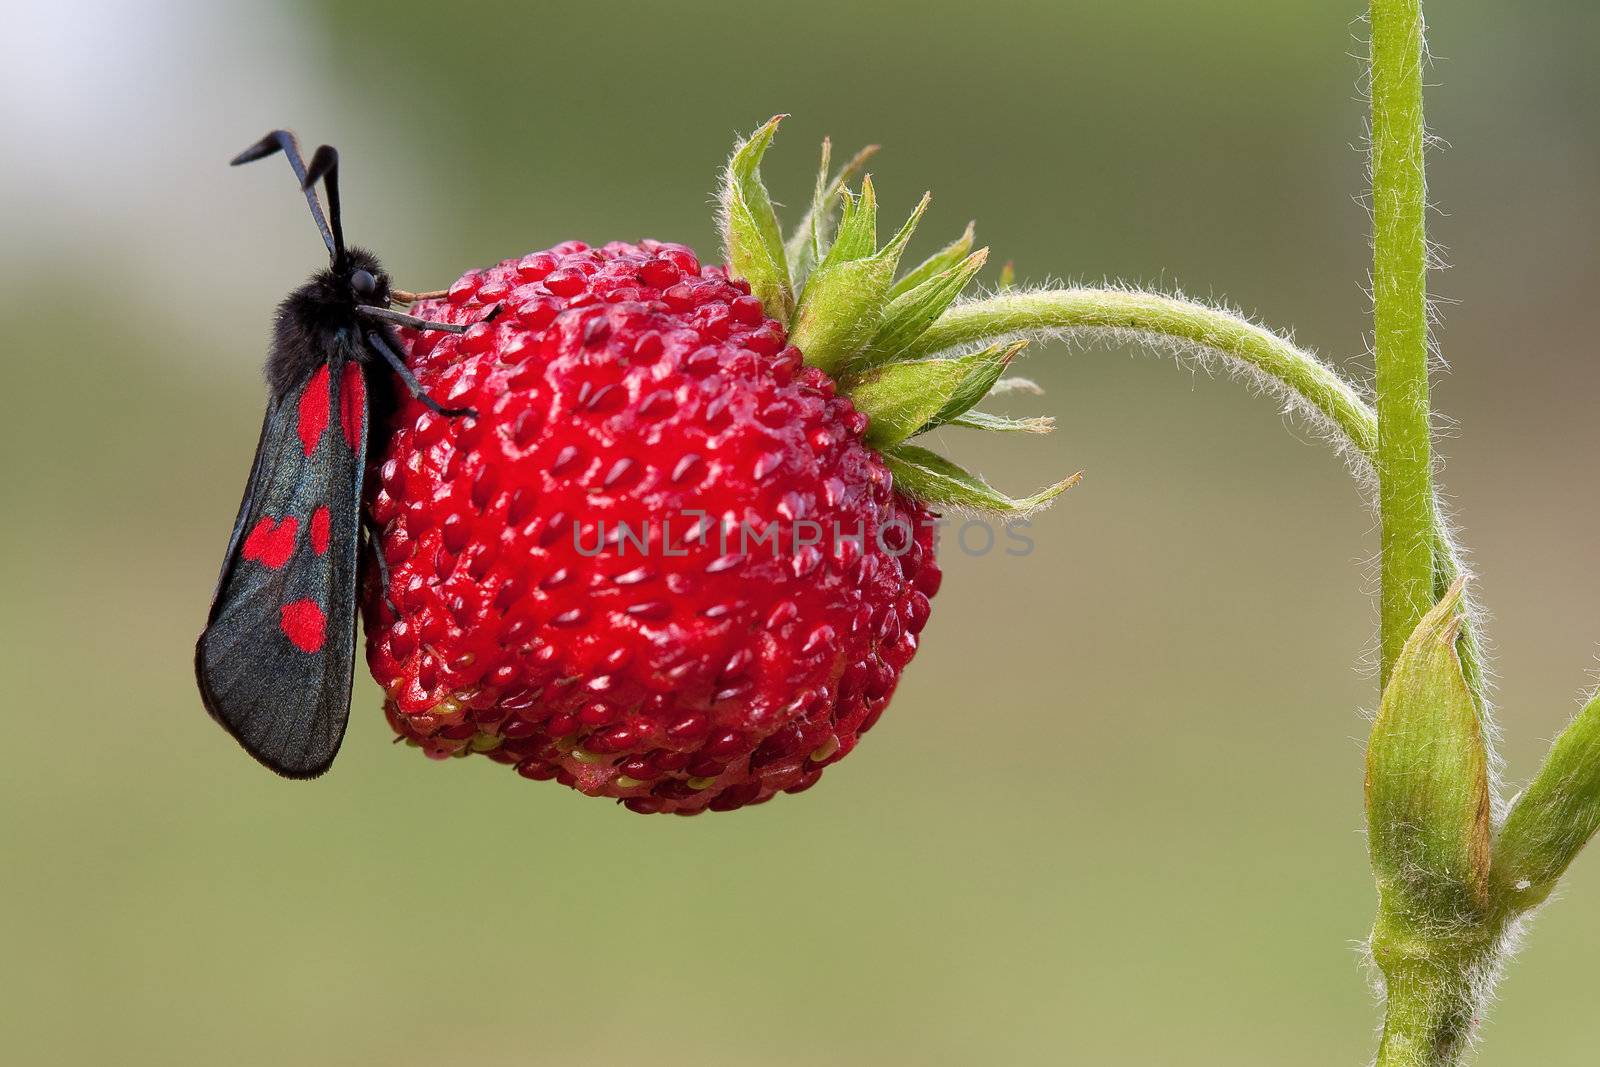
xmin=361 ymin=241 xmax=941 ymax=814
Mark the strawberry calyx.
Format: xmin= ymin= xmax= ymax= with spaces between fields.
xmin=719 ymin=115 xmax=1079 ymax=515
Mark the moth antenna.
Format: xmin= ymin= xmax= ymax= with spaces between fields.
xmin=303 ymin=145 xmax=346 ymax=268
xmin=230 ymin=129 xmax=337 ymax=260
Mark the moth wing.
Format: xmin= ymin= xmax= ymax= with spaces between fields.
xmin=195 ymin=360 xmax=369 ymax=778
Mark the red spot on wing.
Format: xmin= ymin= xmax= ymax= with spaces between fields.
xmin=242 ymin=515 xmax=298 ymax=569
xmin=279 ymin=599 xmax=327 ymax=653
xmin=338 ymin=363 xmax=365 ymax=452
xmin=298 ymin=365 xmax=331 ymax=456
xmin=311 ymin=506 xmax=331 ymax=555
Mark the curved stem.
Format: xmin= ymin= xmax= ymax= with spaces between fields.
xmin=911 ymin=289 xmax=1377 ymax=454
xmin=914 ymin=287 xmax=1485 ymax=700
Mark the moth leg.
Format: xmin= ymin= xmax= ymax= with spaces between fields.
xmin=358 ymin=304 xmax=501 ymax=334
xmin=362 ymin=515 xmax=400 ymax=618
xmin=365 ymin=330 xmax=479 ymax=420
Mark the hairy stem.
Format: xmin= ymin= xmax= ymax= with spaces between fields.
xmin=915 ymin=287 xmax=1486 ymax=694
xmin=913 ymin=288 xmax=1377 ymax=454
xmin=1371 ymin=0 xmax=1437 ymax=686
xmin=1365 ymin=4 xmax=1500 ymax=1065
xmin=1492 ymin=689 xmax=1600 ymax=913
xmin=1372 ymin=951 xmax=1489 ymax=1067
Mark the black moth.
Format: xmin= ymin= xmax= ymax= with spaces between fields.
xmin=196 ymin=130 xmax=490 ymax=778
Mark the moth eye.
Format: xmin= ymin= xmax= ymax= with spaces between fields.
xmin=351 ymin=269 xmax=377 ymax=297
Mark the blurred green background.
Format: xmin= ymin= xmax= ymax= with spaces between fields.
xmin=2 ymin=1 xmax=1596 ymax=1063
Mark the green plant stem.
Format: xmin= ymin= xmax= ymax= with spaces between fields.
xmin=1371 ymin=0 xmax=1437 ymax=687
xmin=912 ymin=288 xmax=1377 ymax=454
xmin=1366 ymin=4 xmax=1495 ymax=1064
xmin=1371 ymin=949 xmax=1489 ymax=1067
xmin=915 ymin=287 xmax=1486 ymax=697
xmin=1492 ymin=689 xmax=1600 ymax=912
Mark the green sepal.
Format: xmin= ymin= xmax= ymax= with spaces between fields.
xmin=875 ymin=188 xmax=930 ymax=271
xmin=859 ymin=248 xmax=990 ymax=372
xmin=881 ymin=443 xmax=1080 ymax=515
xmin=996 ymin=260 xmax=1018 ymax=290
xmin=819 ymin=178 xmax=888 ymax=266
xmin=788 ymin=259 xmax=884 ymax=376
xmin=918 ymin=339 xmax=1026 ymax=430
xmin=947 ymin=410 xmax=1055 ymax=434
xmin=1365 ymin=578 xmax=1492 ymax=920
xmin=789 ymin=185 xmax=930 ymax=376
xmin=718 ymin=115 xmax=793 ymax=322
xmin=785 ymin=139 xmax=878 ymax=293
xmin=891 ymin=221 xmax=976 ymax=299
xmin=852 ymin=353 xmax=990 ymax=448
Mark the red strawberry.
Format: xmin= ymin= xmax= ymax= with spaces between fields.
xmin=363 ymin=119 xmax=1076 ymax=813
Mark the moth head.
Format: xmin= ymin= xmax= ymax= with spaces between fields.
xmin=340 ymin=249 xmax=390 ymax=307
